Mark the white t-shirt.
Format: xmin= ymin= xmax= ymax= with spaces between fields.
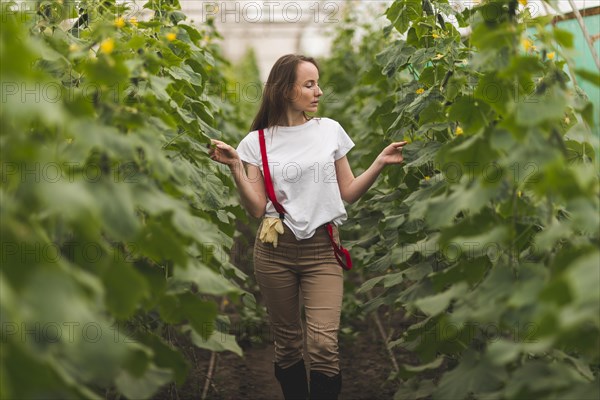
xmin=236 ymin=117 xmax=355 ymax=240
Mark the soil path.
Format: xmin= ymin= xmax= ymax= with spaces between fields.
xmin=159 ymin=322 xmax=398 ymax=400
xmin=155 ymin=225 xmax=402 ymax=399
xmin=214 ymin=328 xmax=397 ymax=399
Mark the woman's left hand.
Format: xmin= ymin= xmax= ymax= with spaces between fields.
xmin=376 ymin=141 xmax=408 ymax=166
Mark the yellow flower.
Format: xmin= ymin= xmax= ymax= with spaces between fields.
xmin=166 ymin=32 xmax=177 ymax=42
xmin=564 ymin=117 xmax=570 ymax=124
xmin=129 ymin=17 xmax=138 ymax=26
xmin=434 ymin=53 xmax=444 ymax=60
xmin=66 ymin=138 xmax=73 ymax=144
xmin=518 ymin=0 xmax=527 ymax=5
xmin=547 ymin=51 xmax=555 ymax=60
xmin=517 ymin=190 xmax=522 ymax=198
xmin=68 ymin=43 xmax=79 ymax=52
xmin=424 ymin=176 xmax=431 ymax=181
xmin=455 ymin=126 xmax=464 ymax=135
xmin=416 ymin=88 xmax=425 ymax=94
xmin=432 ymin=33 xmax=440 ymax=39
xmin=99 ymin=38 xmax=114 ymax=54
xmin=521 ymin=38 xmax=534 ymax=52
xmin=114 ymin=17 xmax=125 ymax=28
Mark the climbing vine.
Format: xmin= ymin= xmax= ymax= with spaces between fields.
xmin=1 ymin=1 xmax=248 ymax=398
xmin=319 ymin=1 xmax=599 ymax=398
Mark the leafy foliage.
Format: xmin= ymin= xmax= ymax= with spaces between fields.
xmin=319 ymin=1 xmax=599 ymax=399
xmin=3 ymin=0 xmax=599 ymax=398
xmin=1 ymin=1 xmax=247 ymax=398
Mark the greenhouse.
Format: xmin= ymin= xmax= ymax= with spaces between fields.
xmin=1 ymin=1 xmax=599 ymax=399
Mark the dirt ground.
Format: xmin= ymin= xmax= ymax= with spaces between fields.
xmin=155 ymin=320 xmax=400 ymax=400
xmin=154 ymin=224 xmax=404 ymax=400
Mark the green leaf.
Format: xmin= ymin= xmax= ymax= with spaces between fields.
xmin=2 ymin=341 xmax=104 ymax=400
xmin=390 ymin=243 xmax=418 ymax=265
xmin=178 ymin=23 xmax=203 ymax=43
xmin=448 ymin=96 xmax=490 ymax=133
xmin=415 ymin=181 xmax=499 ymax=229
xmin=158 ymin=293 xmax=218 ymax=339
xmin=486 ymin=336 xmax=553 ymax=367
xmin=358 ymin=276 xmax=386 ymax=293
xmin=169 ymin=10 xmax=187 ymax=24
xmin=376 ymin=41 xmax=415 ymax=77
xmin=551 ymin=349 xmax=595 ymax=381
xmin=404 ymin=141 xmax=442 ymax=168
xmin=135 ymin=216 xmax=189 ymax=267
xmin=564 ymin=140 xmax=595 ymax=164
xmin=430 ymin=257 xmax=490 ymax=290
xmin=115 ymin=364 xmax=172 ymax=399
xmin=82 ymin=57 xmax=130 ymax=88
xmin=503 ymin=360 xmax=589 ymax=399
xmin=486 ymin=339 xmax=523 ymax=366
xmin=367 ymin=252 xmax=393 ymax=272
xmin=386 ymin=0 xmax=421 ymax=34
xmin=515 ymin=87 xmax=568 ymax=126
xmin=449 ymin=266 xmax=514 ymax=324
xmin=410 ymin=48 xmax=437 ymax=73
xmin=172 ymin=259 xmax=239 ymax=296
xmin=474 ymin=73 xmax=513 ymax=114
xmin=575 ymin=68 xmax=600 ymax=87
xmin=88 ymin=180 xmax=141 ymax=240
xmin=471 ymin=19 xmax=515 ymax=53
xmin=564 ymin=251 xmax=600 ymax=306
xmin=414 ymin=282 xmax=468 ymax=316
xmin=398 ymin=357 xmax=444 ymax=380
xmin=187 ymin=327 xmax=243 ymax=357
xmin=103 ymin=260 xmax=150 ymax=319
xmin=553 ymin=28 xmax=574 ymax=48
xmin=169 ymin=64 xmax=203 ymax=87
xmin=147 ymin=75 xmax=174 ymax=102
xmin=395 ymin=378 xmax=436 ymax=400
xmin=433 ymin=350 xmax=507 ymax=400
xmin=500 ymin=55 xmax=544 ymax=79
xmin=135 ymin=332 xmax=190 ymax=385
xmin=534 ymin=221 xmax=571 ymax=252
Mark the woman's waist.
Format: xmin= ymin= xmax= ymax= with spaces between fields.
xmin=259 ymin=216 xmax=334 ymax=243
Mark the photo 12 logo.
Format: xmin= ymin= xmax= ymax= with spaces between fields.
xmin=1 ymin=321 xmax=140 ymax=344
xmin=197 ymin=1 xmax=340 ymax=24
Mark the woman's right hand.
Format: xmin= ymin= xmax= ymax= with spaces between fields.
xmin=208 ymin=138 xmax=267 ymax=218
xmin=208 ymin=139 xmax=240 ymax=167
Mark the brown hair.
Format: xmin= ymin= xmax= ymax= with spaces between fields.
xmin=250 ymin=54 xmax=319 ymax=132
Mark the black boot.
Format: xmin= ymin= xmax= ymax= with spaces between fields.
xmin=309 ymin=370 xmax=342 ymax=400
xmin=274 ymin=359 xmax=309 ymax=400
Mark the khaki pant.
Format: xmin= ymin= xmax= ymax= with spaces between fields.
xmin=254 ymin=218 xmax=344 ymax=377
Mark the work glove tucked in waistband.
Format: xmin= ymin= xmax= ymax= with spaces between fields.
xmin=258 ymin=217 xmax=285 ymax=248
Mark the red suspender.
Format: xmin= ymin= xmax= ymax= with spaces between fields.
xmin=257 ymin=128 xmax=352 ymax=271
xmin=326 ymin=224 xmax=353 ymax=271
xmin=259 ymin=129 xmax=286 ymax=219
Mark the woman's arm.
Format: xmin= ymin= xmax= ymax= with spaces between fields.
xmin=209 ymin=140 xmax=267 ymax=219
xmin=335 ymin=141 xmax=407 ymax=204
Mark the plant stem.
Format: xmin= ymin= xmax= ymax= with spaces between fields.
xmin=567 ymin=0 xmax=600 ymax=71
xmin=366 ymin=292 xmax=400 ymax=374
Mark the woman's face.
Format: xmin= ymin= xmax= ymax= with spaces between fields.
xmin=288 ymin=61 xmax=323 ymax=114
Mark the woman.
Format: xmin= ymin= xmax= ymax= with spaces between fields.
xmin=209 ymin=54 xmax=406 ymax=400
